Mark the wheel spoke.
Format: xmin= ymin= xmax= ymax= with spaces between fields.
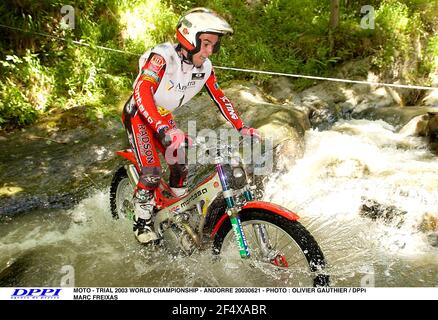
xmin=251 ymin=224 xmax=261 ymax=247
xmin=285 ymin=256 xmax=308 ymax=267
xmin=218 ymin=217 xmax=321 ymax=287
xmin=115 ymin=178 xmax=134 ymax=219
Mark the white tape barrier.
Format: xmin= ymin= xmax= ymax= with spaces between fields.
xmin=0 ymin=23 xmax=436 ymax=91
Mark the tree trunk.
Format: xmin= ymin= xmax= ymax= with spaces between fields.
xmin=329 ymin=0 xmax=340 ymax=30
xmin=329 ymin=0 xmax=340 ymax=54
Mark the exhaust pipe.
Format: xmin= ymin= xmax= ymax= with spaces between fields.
xmin=125 ymin=164 xmax=139 ymax=187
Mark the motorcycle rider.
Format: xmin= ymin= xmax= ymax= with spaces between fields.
xmin=122 ymin=7 xmax=260 ymax=244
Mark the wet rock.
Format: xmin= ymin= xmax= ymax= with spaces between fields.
xmin=352 ymin=87 xmax=396 ymax=115
xmin=339 ymin=101 xmax=355 ymax=117
xmin=400 ymin=112 xmax=438 ymax=138
xmin=422 ymin=90 xmax=438 ymax=107
xmin=398 ymin=114 xmax=429 ymax=137
xmin=355 ymin=106 xmax=438 ymax=129
xmin=421 ymin=71 xmax=438 ymax=106
xmin=398 ymin=111 xmax=438 ymax=154
xmin=418 ymin=213 xmax=438 ymax=233
xmin=265 ymin=77 xmax=302 ymax=106
xmin=265 ymin=76 xmax=294 ymax=103
xmin=427 ymin=233 xmax=438 ymax=247
xmin=309 ymin=106 xmax=339 ymax=130
xmin=0 ymin=247 xmax=68 ymax=286
xmin=175 ymin=83 xmax=309 ymax=172
xmin=300 ymin=82 xmax=346 ymax=111
xmin=0 ymin=193 xmax=78 ymax=215
xmin=359 ymin=198 xmax=407 ymax=228
xmin=417 ymin=208 xmax=438 ymax=247
xmin=0 ymin=257 xmax=28 ymax=287
xmin=417 ymin=213 xmax=438 ymax=247
xmin=0 ymin=114 xmax=126 ymax=215
xmin=427 ymin=112 xmax=438 ymax=143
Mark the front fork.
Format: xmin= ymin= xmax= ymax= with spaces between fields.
xmin=216 ymin=163 xmax=257 ymax=259
xmin=216 ymin=163 xmax=287 ymax=265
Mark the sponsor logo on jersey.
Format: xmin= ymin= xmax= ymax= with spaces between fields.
xmin=192 ymin=72 xmax=205 ymax=80
xmin=166 ymin=80 xmax=175 ymax=91
xmin=137 ymin=124 xmax=155 ymax=164
xmin=141 ymin=69 xmax=160 ymax=84
xmin=176 ymin=81 xmax=196 ymax=92
xmin=149 ymin=54 xmax=165 ymax=73
xmin=219 ymin=96 xmax=239 ymax=120
xmin=134 ymin=81 xmax=154 ymax=124
xmin=157 ymin=106 xmax=171 ymax=116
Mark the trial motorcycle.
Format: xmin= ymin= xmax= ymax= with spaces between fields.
xmin=110 ymin=139 xmax=329 ymax=286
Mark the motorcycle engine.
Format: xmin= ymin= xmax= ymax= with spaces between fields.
xmin=161 ymin=214 xmax=197 ymax=255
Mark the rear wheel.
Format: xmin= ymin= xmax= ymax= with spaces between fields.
xmin=110 ymin=166 xmax=135 ymax=220
xmin=213 ymin=209 xmax=329 ymax=287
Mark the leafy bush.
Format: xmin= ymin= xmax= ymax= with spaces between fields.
xmin=0 ymin=52 xmax=53 ymax=127
xmin=0 ymin=0 xmax=437 ymax=129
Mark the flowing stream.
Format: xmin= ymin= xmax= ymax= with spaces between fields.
xmin=1 ymin=119 xmax=437 ymax=287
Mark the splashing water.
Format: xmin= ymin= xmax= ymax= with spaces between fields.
xmin=264 ymin=119 xmax=438 ymax=286
xmin=1 ymin=119 xmax=437 ymax=287
xmin=0 ymin=192 xmax=313 ymax=287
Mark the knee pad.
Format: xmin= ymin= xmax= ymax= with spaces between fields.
xmin=139 ymin=166 xmax=161 ymax=189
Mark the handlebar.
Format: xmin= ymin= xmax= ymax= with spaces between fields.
xmin=179 ymin=135 xmax=262 ymax=165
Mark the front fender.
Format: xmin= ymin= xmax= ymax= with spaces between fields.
xmin=210 ymin=201 xmax=300 ymax=238
xmin=242 ymin=201 xmax=300 ymax=221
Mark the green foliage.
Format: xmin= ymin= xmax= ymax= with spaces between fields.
xmin=0 ymin=80 xmax=37 ymax=127
xmin=119 ymin=0 xmax=179 ymax=54
xmin=0 ymin=0 xmax=437 ymax=129
xmin=185 ymin=0 xmax=437 ymax=86
xmin=0 ymin=52 xmax=53 ymax=127
xmin=422 ymin=35 xmax=438 ymax=75
xmin=0 ymin=0 xmax=177 ymax=129
xmin=372 ymin=1 xmax=418 ymax=67
xmin=426 ymin=37 xmax=438 ymax=59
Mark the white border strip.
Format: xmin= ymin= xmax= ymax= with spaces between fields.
xmin=1 ymin=287 xmax=438 ymax=301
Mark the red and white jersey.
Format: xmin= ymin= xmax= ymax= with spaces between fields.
xmin=134 ymin=43 xmax=211 ymax=110
xmin=132 ymin=42 xmax=244 ymax=133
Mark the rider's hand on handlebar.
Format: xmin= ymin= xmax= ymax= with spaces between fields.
xmin=239 ymin=126 xmax=261 ymax=141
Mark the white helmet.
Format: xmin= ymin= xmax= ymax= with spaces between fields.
xmin=176 ymin=7 xmax=233 ymax=54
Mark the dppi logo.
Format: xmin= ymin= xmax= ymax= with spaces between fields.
xmin=11 ymin=288 xmax=62 ymax=299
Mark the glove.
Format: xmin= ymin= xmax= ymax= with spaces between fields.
xmin=159 ymin=128 xmax=187 ymax=149
xmin=239 ymin=126 xmax=261 ymax=140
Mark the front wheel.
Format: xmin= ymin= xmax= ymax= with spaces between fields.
xmin=110 ymin=166 xmax=135 ymax=220
xmin=213 ymin=209 xmax=329 ymax=287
